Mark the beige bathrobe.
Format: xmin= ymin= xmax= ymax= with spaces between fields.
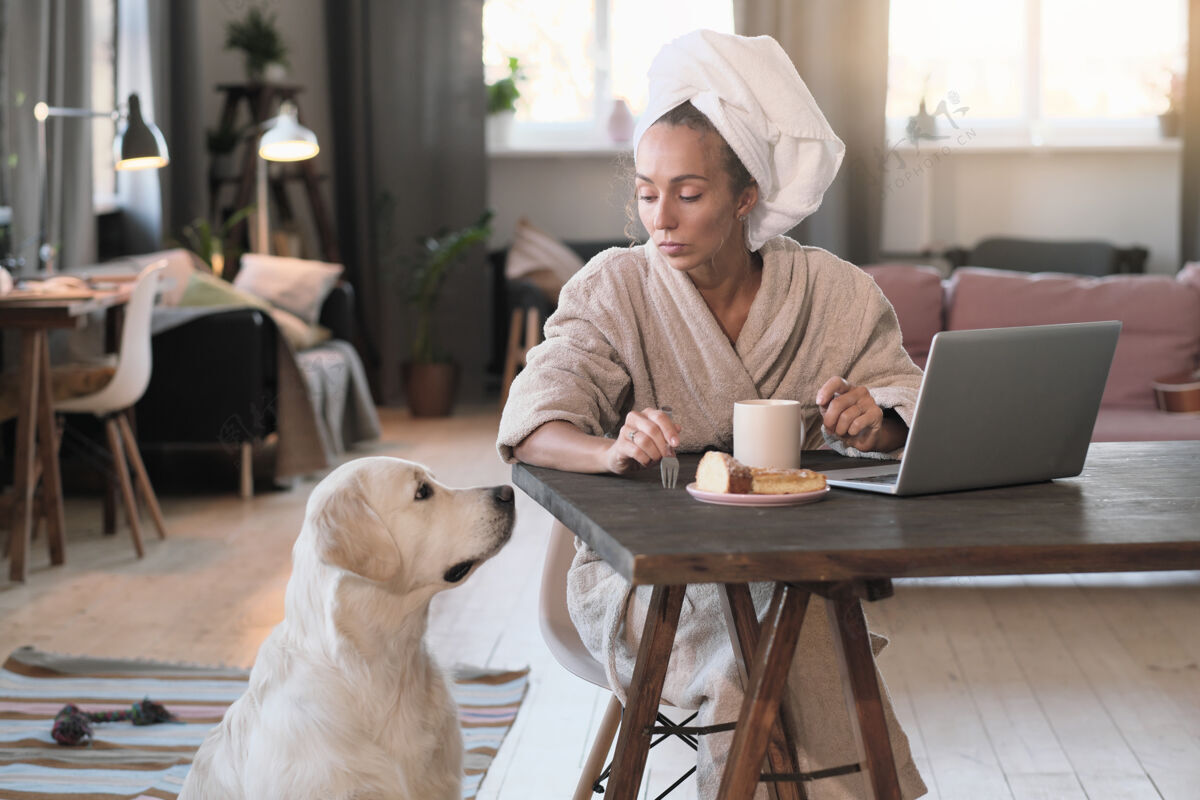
xmin=498 ymin=236 xmax=927 ymax=800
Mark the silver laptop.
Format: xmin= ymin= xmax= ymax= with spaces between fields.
xmin=824 ymin=321 xmax=1121 ymax=496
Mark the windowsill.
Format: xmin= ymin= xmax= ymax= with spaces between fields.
xmin=892 ymin=138 xmax=1182 ymax=155
xmin=488 ymin=141 xmax=633 ymax=159
xmin=491 ymin=137 xmax=1182 ymax=159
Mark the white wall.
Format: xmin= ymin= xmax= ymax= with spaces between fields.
xmin=196 ymin=0 xmax=335 ymax=257
xmin=881 ymin=145 xmax=1182 ymax=275
xmin=487 ymin=151 xmax=634 ymax=248
xmin=488 ymin=146 xmax=1184 ymax=274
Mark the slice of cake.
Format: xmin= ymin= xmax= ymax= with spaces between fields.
xmin=695 ymin=451 xmax=753 ymax=494
xmin=749 ymin=467 xmax=827 ymax=495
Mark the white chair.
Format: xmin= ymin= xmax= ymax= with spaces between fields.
xmin=55 ymin=262 xmax=167 ymax=557
xmin=540 ymin=520 xmax=700 ymax=799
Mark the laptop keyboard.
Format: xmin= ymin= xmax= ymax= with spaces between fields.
xmin=851 ymin=473 xmax=900 ymax=485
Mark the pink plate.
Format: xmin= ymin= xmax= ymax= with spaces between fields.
xmin=685 ymin=483 xmax=830 ymax=508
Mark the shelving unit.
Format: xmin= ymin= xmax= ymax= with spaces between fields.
xmin=208 ymin=83 xmax=338 ymax=268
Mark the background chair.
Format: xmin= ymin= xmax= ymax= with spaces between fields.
xmin=540 ymin=520 xmax=701 ymax=800
xmin=55 ymin=262 xmax=167 ymax=557
xmin=942 ymin=236 xmax=1148 ymax=275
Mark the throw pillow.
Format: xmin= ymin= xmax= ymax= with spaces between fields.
xmin=178 ymin=272 xmax=331 ymax=351
xmin=504 ymin=218 xmax=585 ymax=304
xmin=234 ymin=254 xmax=343 ymax=326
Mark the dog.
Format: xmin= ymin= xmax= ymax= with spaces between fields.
xmin=179 ymin=456 xmax=516 ymax=800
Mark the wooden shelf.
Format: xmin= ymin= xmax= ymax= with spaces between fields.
xmin=209 ymin=83 xmax=337 ymax=268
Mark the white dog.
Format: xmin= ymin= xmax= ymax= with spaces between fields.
xmin=180 ymin=456 xmax=516 ymax=800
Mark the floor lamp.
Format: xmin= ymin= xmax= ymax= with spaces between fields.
xmin=255 ymin=100 xmax=319 ymax=255
xmin=34 ymin=93 xmax=169 ymax=274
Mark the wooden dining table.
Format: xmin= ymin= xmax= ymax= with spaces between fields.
xmin=513 ymin=441 xmax=1200 ymax=800
xmin=1 ymin=285 xmax=133 ymax=582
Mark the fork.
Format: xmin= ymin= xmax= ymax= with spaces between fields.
xmin=659 ymin=406 xmax=679 ymax=489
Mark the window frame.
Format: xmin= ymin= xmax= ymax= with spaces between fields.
xmin=884 ymin=0 xmax=1185 ymax=149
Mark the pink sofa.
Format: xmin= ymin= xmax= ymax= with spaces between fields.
xmin=862 ymin=263 xmax=1200 ymax=442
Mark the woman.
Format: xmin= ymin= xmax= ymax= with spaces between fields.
xmin=498 ymin=30 xmax=927 ymax=800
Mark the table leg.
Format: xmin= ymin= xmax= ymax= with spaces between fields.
xmin=36 ymin=332 xmax=66 ymax=565
xmin=826 ymin=590 xmax=902 ymax=800
xmin=721 ymin=583 xmax=808 ymax=800
xmin=605 ymin=583 xmax=685 ymax=799
xmin=9 ymin=332 xmax=42 ymax=582
xmin=718 ymin=583 xmax=810 ymax=800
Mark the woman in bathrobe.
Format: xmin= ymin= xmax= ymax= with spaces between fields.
xmin=497 ymin=30 xmax=927 ymax=800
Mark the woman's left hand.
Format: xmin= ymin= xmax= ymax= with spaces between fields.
xmin=816 ymin=376 xmax=896 ymax=453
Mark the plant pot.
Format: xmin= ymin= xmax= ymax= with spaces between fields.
xmin=402 ymin=361 xmax=460 ymax=417
xmin=487 ymin=111 xmax=515 ymax=150
xmin=264 ymin=62 xmax=288 ymax=83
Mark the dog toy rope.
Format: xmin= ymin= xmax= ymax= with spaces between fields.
xmin=52 ymin=698 xmax=178 ymax=746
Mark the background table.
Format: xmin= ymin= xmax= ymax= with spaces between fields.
xmin=1 ymin=288 xmax=132 ymax=582
xmin=514 ymin=442 xmax=1200 ymax=799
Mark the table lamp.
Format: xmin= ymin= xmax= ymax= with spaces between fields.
xmin=254 ymin=100 xmax=319 ymax=256
xmin=34 ymin=93 xmax=169 ymax=273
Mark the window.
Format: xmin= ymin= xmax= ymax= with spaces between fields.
xmin=482 ymin=0 xmax=735 ymax=147
xmin=887 ymin=0 xmax=1187 ymax=144
xmin=91 ymin=0 xmax=117 ymax=208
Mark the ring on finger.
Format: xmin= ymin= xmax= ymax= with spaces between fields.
xmin=627 ymin=430 xmax=637 ymax=443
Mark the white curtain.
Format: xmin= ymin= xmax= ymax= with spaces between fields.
xmin=734 ymin=0 xmax=891 ymax=265
xmin=116 ymin=0 xmax=164 ymax=255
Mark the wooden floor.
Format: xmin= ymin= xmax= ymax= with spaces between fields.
xmin=2 ymin=406 xmax=1198 ymax=799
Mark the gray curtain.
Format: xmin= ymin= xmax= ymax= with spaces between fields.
xmin=326 ymin=0 xmax=488 ymax=404
xmin=1181 ymin=0 xmax=1200 ymax=264
xmin=149 ymin=0 xmax=206 ymax=242
xmin=2 ymin=0 xmax=94 ymax=273
xmin=736 ymin=0 xmax=890 ymax=266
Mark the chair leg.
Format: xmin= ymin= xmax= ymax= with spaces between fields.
xmin=240 ymin=442 xmax=254 ymax=499
xmin=104 ymin=417 xmax=144 ymax=558
xmin=576 ymin=694 xmax=623 ymax=800
xmin=116 ymin=414 xmax=167 ymax=540
xmin=103 ymin=474 xmax=118 ymax=534
xmin=499 ymin=308 xmax=525 ymax=411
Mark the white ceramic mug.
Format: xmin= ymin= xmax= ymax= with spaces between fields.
xmin=733 ymin=399 xmax=805 ymax=469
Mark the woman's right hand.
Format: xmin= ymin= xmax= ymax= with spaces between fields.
xmin=605 ymin=408 xmax=681 ymax=475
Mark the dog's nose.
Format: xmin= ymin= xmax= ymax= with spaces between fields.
xmin=492 ymin=485 xmax=514 ymax=504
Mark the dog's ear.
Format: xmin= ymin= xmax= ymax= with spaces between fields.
xmin=312 ymin=482 xmax=401 ymax=583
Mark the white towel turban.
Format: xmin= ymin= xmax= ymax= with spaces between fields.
xmin=632 ymin=30 xmax=845 ymax=252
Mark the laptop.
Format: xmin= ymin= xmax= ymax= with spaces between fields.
xmin=824 ymin=321 xmax=1121 ymax=496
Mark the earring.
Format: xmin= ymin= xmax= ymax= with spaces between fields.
xmin=738 ymin=214 xmax=747 ymax=223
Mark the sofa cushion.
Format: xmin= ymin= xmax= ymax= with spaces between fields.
xmin=945 ymin=267 xmax=1200 ymax=409
xmin=504 ymin=218 xmax=586 ymax=304
xmin=235 ymin=254 xmax=343 ymax=326
xmin=861 ymin=264 xmax=944 ymax=368
xmin=179 ymin=272 xmax=331 ymax=351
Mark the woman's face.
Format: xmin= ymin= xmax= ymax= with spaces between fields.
xmin=635 ymin=123 xmax=754 ymax=274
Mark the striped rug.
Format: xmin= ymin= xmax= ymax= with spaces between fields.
xmin=0 ymin=647 xmax=529 ymax=799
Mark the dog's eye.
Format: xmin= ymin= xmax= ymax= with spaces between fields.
xmin=414 ymin=483 xmax=432 ymax=501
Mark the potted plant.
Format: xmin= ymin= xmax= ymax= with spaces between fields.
xmin=1159 ymin=71 xmax=1184 ymax=139
xmin=485 ymin=57 xmax=524 ymax=149
xmin=174 ymin=205 xmax=256 ymax=279
xmin=225 ymin=4 xmax=289 ymax=83
xmin=395 ymin=209 xmax=493 ymax=417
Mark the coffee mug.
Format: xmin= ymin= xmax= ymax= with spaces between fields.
xmin=733 ymin=399 xmax=805 ymax=469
